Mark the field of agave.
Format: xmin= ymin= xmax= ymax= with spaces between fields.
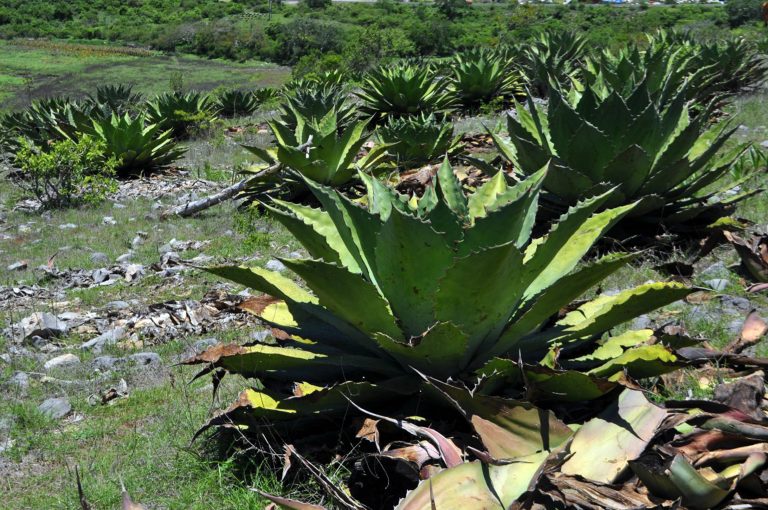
xmin=5 ymin=28 xmax=768 ymax=509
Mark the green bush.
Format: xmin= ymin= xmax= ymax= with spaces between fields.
xmin=13 ymin=136 xmax=118 ymax=208
xmin=725 ymin=0 xmax=762 ymax=26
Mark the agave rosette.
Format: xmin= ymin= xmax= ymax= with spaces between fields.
xmin=356 ymin=63 xmax=456 ymax=121
xmin=187 ymin=161 xmax=693 ymax=439
xmin=494 ymin=81 xmax=753 ymax=233
xmin=377 ymin=114 xmax=462 ymax=169
xmin=146 ymin=91 xmax=213 ymax=138
xmin=450 ymin=48 xmax=523 ymax=109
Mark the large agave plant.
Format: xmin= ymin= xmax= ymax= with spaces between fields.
xmin=495 ymin=83 xmax=751 ymax=233
xmin=450 ymin=48 xmax=523 ymax=109
xmin=187 ymin=162 xmax=692 ymax=455
xmin=86 ymin=84 xmax=144 ymax=116
xmin=146 ymin=91 xmax=213 ymax=138
xmin=89 ymin=114 xmax=186 ymax=176
xmin=215 ymin=89 xmax=259 ymax=118
xmin=356 ymin=63 xmax=456 ymax=121
xmin=377 ymin=114 xmax=462 ymax=168
xmin=694 ymin=37 xmax=768 ymax=97
xmin=519 ymin=30 xmax=587 ymax=98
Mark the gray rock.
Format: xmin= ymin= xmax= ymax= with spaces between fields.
xmin=265 ymin=259 xmax=286 ymax=272
xmin=0 ymin=354 xmax=10 ymax=364
xmin=18 ymin=312 xmax=67 ymax=340
xmin=631 ymin=315 xmax=653 ymax=330
xmin=194 ymin=338 xmax=219 ymax=353
xmin=105 ymin=300 xmax=130 ymax=311
xmin=92 ymin=268 xmax=112 ymax=284
xmin=251 ymin=330 xmax=273 ymax=342
xmin=7 ymin=261 xmax=27 ymax=271
xmin=102 ymin=216 xmax=116 ymax=225
xmin=43 ymin=353 xmax=81 ymax=371
xmin=37 ymin=342 xmax=60 ymax=353
xmin=287 ymin=251 xmax=303 ymax=259
xmin=761 ymin=140 xmax=768 ymax=149
xmin=9 ymin=372 xmax=29 ymax=390
xmin=158 ymin=243 xmax=173 ymax=255
xmin=131 ymin=236 xmax=144 ymax=249
xmin=704 ymin=279 xmax=729 ymax=292
xmin=699 ymin=261 xmax=726 ymax=278
xmin=90 ymin=252 xmax=110 ymax=265
xmin=113 ymin=202 xmax=126 ymax=209
xmin=129 ymin=352 xmax=161 ymax=366
xmin=116 ymin=252 xmax=133 ymax=263
xmin=58 ymin=223 xmax=77 ymax=230
xmin=92 ymin=356 xmax=125 ymax=371
xmin=727 ymin=318 xmax=744 ymax=336
xmin=80 ymin=327 xmax=126 ymax=352
xmin=38 ymin=397 xmax=71 ymax=419
xmin=720 ymin=295 xmax=751 ymax=314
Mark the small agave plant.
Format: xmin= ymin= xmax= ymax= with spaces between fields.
xmin=377 ymin=114 xmax=462 ymax=168
xmin=450 ymin=48 xmax=523 ymax=109
xmin=356 ymin=63 xmax=456 ymax=121
xmin=215 ymin=89 xmax=260 ymax=118
xmin=146 ymin=91 xmax=213 ymax=138
xmin=494 ymin=81 xmax=752 ymax=236
xmin=89 ymin=114 xmax=186 ymax=176
xmin=187 ymin=161 xmax=692 ymax=471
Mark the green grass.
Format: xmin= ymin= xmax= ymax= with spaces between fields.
xmin=0 ymin=39 xmax=289 ymax=109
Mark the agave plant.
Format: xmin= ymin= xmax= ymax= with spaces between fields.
xmin=694 ymin=37 xmax=768 ymax=97
xmin=0 ymin=97 xmax=87 ymax=151
xmin=356 ymin=63 xmax=456 ymax=121
xmin=215 ymin=89 xmax=259 ymax=118
xmin=494 ymin=83 xmax=751 ymax=235
xmin=89 ymin=114 xmax=186 ymax=176
xmin=253 ymin=87 xmax=280 ymax=105
xmin=146 ymin=91 xmax=213 ymax=138
xmin=519 ymin=30 xmax=587 ymax=98
xmin=86 ymin=84 xmax=144 ymax=116
xmin=279 ymin=81 xmax=357 ymax=131
xmin=241 ymin=106 xmax=388 ymax=201
xmin=377 ymin=114 xmax=462 ymax=168
xmin=450 ymin=48 xmax=523 ymax=109
xmin=186 ymin=161 xmax=692 ymax=466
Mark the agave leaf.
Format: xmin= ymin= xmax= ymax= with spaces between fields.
xmin=373 ymin=322 xmax=468 ymax=379
xmin=436 ymin=157 xmax=469 ymax=220
xmin=183 ymin=343 xmax=399 ymax=381
xmin=487 ymin=252 xmax=636 ymax=360
xmin=561 ymin=390 xmax=666 ymax=483
xmin=281 ymin=259 xmax=402 ymax=341
xmin=399 ymin=453 xmax=549 ymax=510
xmin=666 ymin=454 xmax=732 ymax=509
xmin=374 ymin=208 xmax=453 ymax=338
xmin=425 ymin=378 xmax=573 ymax=458
xmin=206 ymin=266 xmax=316 ymax=304
xmin=522 ymin=196 xmax=634 ymax=299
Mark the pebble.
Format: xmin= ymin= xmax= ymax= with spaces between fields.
xmin=265 ymin=259 xmax=286 ymax=272
xmin=90 ymin=252 xmax=110 ymax=265
xmin=129 ymin=352 xmax=161 ymax=366
xmin=704 ymin=279 xmax=729 ymax=292
xmin=105 ymin=300 xmax=130 ymax=311
xmin=81 ymin=327 xmax=127 ymax=352
xmin=43 ymin=353 xmax=81 ymax=371
xmin=38 ymin=397 xmax=71 ymax=420
xmin=102 ymin=216 xmax=117 ymax=225
xmin=59 ymin=223 xmax=77 ymax=230
xmin=9 ymin=372 xmax=29 ymax=390
xmin=194 ymin=338 xmax=219 ymax=353
xmin=116 ymin=252 xmax=133 ymax=263
xmin=7 ymin=261 xmax=27 ymax=271
xmin=92 ymin=356 xmax=126 ymax=371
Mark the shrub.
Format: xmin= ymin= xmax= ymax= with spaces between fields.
xmin=12 ymin=136 xmax=118 ymax=208
xmin=725 ymin=0 xmax=762 ymax=27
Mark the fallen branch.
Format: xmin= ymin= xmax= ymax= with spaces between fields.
xmin=161 ymin=163 xmax=281 ymax=218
